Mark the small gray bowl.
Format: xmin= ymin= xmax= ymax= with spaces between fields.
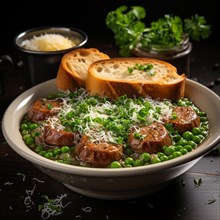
xmin=14 ymin=26 xmax=88 ymax=87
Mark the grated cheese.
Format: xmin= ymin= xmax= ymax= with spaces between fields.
xmin=24 ymin=184 xmax=36 ymax=212
xmin=39 ymin=194 xmax=72 ymax=219
xmin=21 ymin=33 xmax=78 ymax=51
xmin=42 ymin=88 xmax=173 ymax=144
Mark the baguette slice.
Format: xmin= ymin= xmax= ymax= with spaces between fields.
xmin=86 ymin=57 xmax=186 ymax=100
xmin=56 ymin=48 xmax=110 ymax=91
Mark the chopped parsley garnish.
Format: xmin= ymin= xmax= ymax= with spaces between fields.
xmin=127 ymin=63 xmax=156 ymax=76
xmin=134 ymin=132 xmax=145 ymax=140
xmin=42 ymin=88 xmax=174 ymax=144
xmin=194 ymin=178 xmax=202 ymax=188
xmin=39 ymin=194 xmax=71 ymax=219
xmin=47 ymin=103 xmax=53 ymax=110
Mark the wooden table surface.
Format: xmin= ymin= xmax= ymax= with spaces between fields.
xmin=0 ymin=37 xmax=220 ymax=220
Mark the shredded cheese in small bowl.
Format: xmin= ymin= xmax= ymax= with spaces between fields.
xmin=21 ymin=33 xmax=79 ymax=52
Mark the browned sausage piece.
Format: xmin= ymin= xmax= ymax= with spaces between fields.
xmin=42 ymin=126 xmax=77 ymax=146
xmin=28 ymin=98 xmax=63 ymax=122
xmin=76 ymin=135 xmax=123 ymax=167
xmin=128 ymin=122 xmax=172 ymax=154
xmin=169 ymin=106 xmax=200 ymax=134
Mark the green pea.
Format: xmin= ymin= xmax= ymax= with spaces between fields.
xmin=172 ymin=151 xmax=182 ymax=158
xmin=21 ymin=123 xmax=29 ymax=131
xmin=151 ymin=157 xmax=161 ymax=164
xmin=157 ymin=152 xmax=165 ymax=157
xmin=182 ymin=131 xmax=194 ymax=141
xmin=53 ymin=148 xmax=61 ymax=156
xmin=110 ymin=161 xmax=122 ymax=168
xmin=31 ymin=131 xmax=40 ymax=137
xmin=177 ymin=139 xmax=188 ymax=146
xmin=187 ymin=140 xmax=197 ymax=148
xmin=201 ymin=121 xmax=209 ymax=126
xmin=164 ymin=146 xmax=175 ymax=155
xmin=168 ymin=155 xmax=174 ymax=160
xmin=22 ymin=134 xmax=31 ymax=140
xmin=200 ymin=116 xmax=208 ymax=122
xmin=201 ymin=125 xmax=209 ymax=131
xmin=29 ymin=123 xmax=38 ymax=130
xmin=185 ymin=100 xmax=192 ymax=106
xmin=140 ymin=152 xmax=150 ymax=162
xmin=134 ymin=159 xmax=144 ymax=166
xmin=176 ymin=100 xmax=186 ymax=106
xmin=180 ymin=148 xmax=188 ymax=155
xmin=184 ymin=145 xmax=193 ymax=152
xmin=172 ymin=134 xmax=181 ymax=142
xmin=191 ymin=127 xmax=201 ymax=135
xmin=61 ymin=146 xmax=70 ymax=153
xmin=197 ymin=111 xmax=206 ymax=117
xmin=160 ymin=155 xmax=168 ymax=162
xmin=25 ymin=137 xmax=34 ymax=145
xmin=174 ymin=145 xmax=183 ymax=151
xmin=192 ymin=135 xmax=202 ymax=144
xmin=125 ymin=164 xmax=133 ymax=168
xmin=21 ymin=130 xmax=29 ymax=136
xmin=35 ymin=145 xmax=44 ymax=152
xmin=44 ymin=152 xmax=53 ymax=159
xmin=38 ymin=150 xmax=46 ymax=156
xmin=201 ymin=130 xmax=208 ymax=136
xmin=124 ymin=157 xmax=134 ymax=166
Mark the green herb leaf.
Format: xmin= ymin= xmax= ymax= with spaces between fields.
xmin=183 ymin=14 xmax=212 ymax=41
xmin=106 ymin=5 xmax=211 ymax=57
xmin=106 ymin=5 xmax=146 ymax=56
xmin=47 ymin=103 xmax=53 ymax=110
xmin=194 ymin=178 xmax=202 ymax=188
xmin=134 ymin=132 xmax=145 ymax=140
xmin=127 ymin=63 xmax=156 ymax=76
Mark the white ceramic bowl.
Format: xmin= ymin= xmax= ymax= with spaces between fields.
xmin=2 ymin=79 xmax=220 ymax=200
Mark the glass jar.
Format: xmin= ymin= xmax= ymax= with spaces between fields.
xmin=132 ymin=37 xmax=192 ymax=77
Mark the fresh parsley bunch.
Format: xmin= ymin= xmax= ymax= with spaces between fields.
xmin=106 ymin=5 xmax=211 ymax=57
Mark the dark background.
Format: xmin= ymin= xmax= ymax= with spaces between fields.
xmin=0 ymin=0 xmax=219 ymax=101
xmin=0 ymin=0 xmax=219 ymax=53
xmin=0 ymin=2 xmax=220 ymax=220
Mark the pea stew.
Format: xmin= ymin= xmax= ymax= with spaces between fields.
xmin=20 ymin=88 xmax=209 ymax=168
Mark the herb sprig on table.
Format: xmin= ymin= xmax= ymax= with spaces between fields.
xmin=105 ymin=5 xmax=211 ymax=57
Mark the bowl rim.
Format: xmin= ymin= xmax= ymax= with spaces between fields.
xmin=2 ymin=78 xmax=220 ymax=177
xmin=14 ymin=26 xmax=88 ymax=54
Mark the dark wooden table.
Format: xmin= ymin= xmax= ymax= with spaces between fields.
xmin=0 ymin=37 xmax=220 ymax=220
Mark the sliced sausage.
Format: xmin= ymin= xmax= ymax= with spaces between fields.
xmin=28 ymin=98 xmax=63 ymax=122
xmin=169 ymin=106 xmax=200 ymax=134
xmin=128 ymin=122 xmax=172 ymax=154
xmin=41 ymin=126 xmax=78 ymax=146
xmin=76 ymin=135 xmax=123 ymax=167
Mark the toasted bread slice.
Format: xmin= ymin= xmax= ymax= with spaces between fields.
xmin=56 ymin=48 xmax=110 ymax=91
xmin=86 ymin=57 xmax=186 ymax=100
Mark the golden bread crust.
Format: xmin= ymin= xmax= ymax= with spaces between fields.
xmin=86 ymin=57 xmax=186 ymax=100
xmin=55 ymin=48 xmax=110 ymax=91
